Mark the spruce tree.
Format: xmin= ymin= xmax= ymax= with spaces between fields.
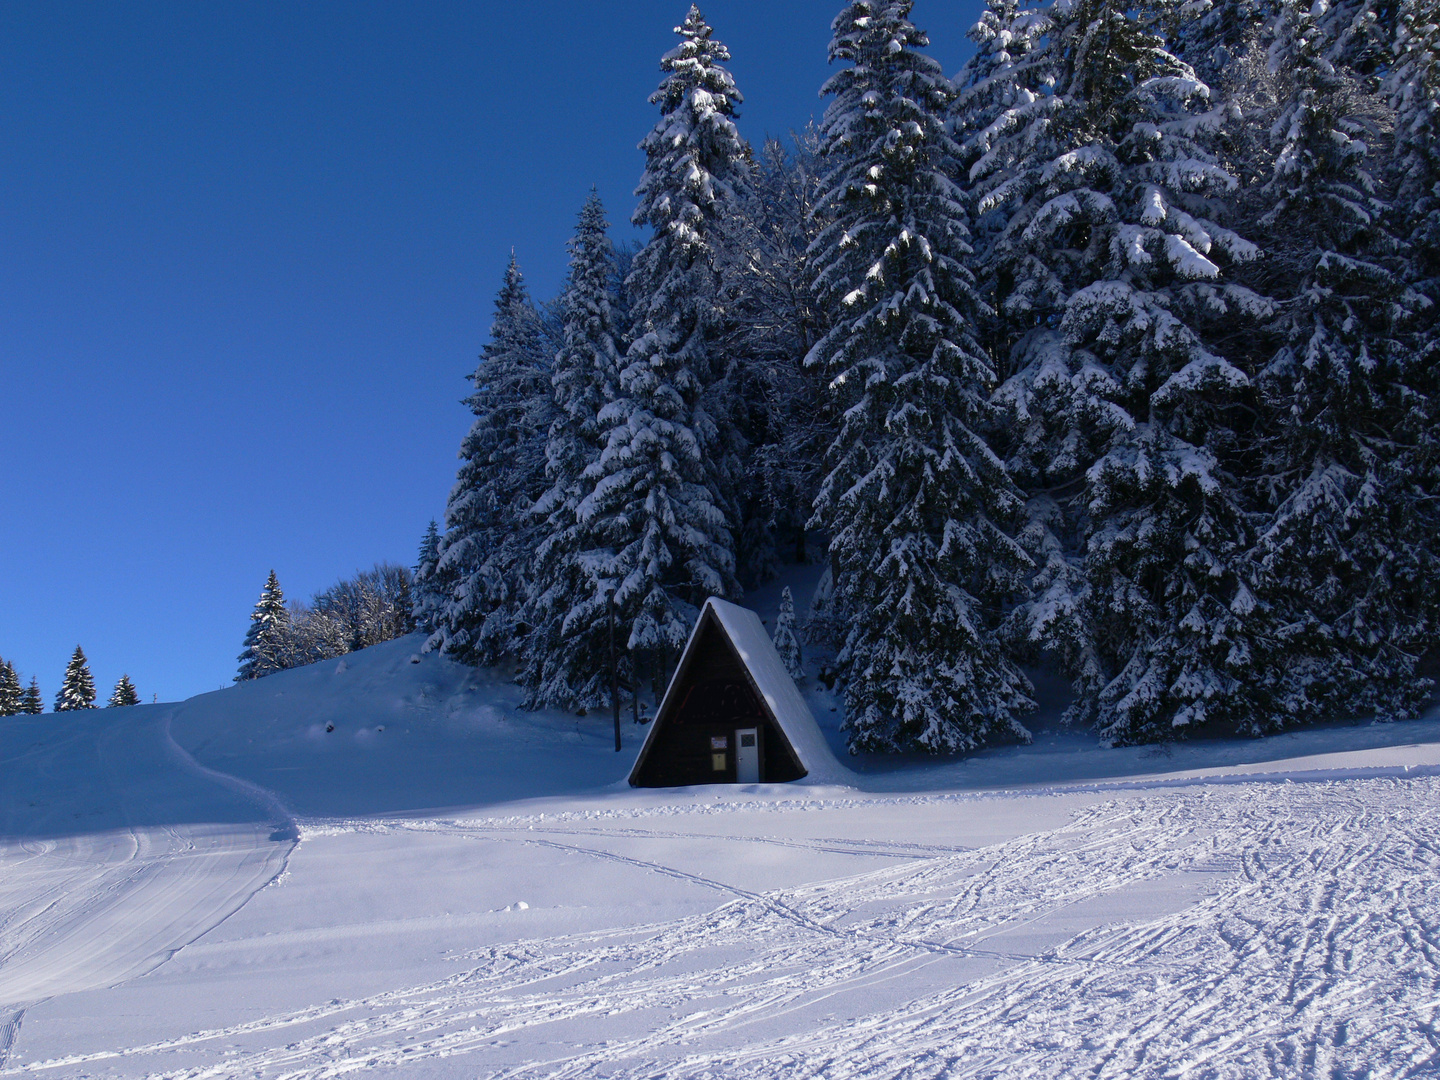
xmin=411 ymin=520 xmax=447 ymax=636
xmin=0 ymin=660 xmax=20 ymax=716
xmin=772 ymin=586 xmax=804 ymax=681
xmin=1389 ymin=0 xmax=1440 ymax=648
xmin=717 ymin=135 xmax=834 ymax=582
xmin=55 ymin=646 xmax=97 ymax=711
xmin=1391 ymin=0 xmax=1440 ymax=304
xmin=809 ymin=0 xmax=1035 ymax=753
xmin=433 ymin=254 xmax=555 ymax=667
xmin=236 ymin=570 xmax=291 ymax=681
xmin=950 ymin=0 xmax=1044 ymax=182
xmin=19 ymin=677 xmax=43 ymax=715
xmin=108 ymin=674 xmax=140 ymax=708
xmin=1174 ymin=0 xmax=1283 ymax=88
xmin=525 ymin=190 xmax=627 ymax=709
xmin=1244 ymin=0 xmax=1436 ymax=724
xmin=955 ymin=0 xmax=1273 ymax=743
xmin=579 ymin=6 xmax=748 ymax=674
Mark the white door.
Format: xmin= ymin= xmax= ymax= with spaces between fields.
xmin=735 ymin=728 xmax=760 ymax=783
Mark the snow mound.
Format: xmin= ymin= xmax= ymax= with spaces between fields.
xmin=167 ymin=633 xmax=645 ymax=817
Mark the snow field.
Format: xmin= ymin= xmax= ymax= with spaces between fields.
xmin=0 ymin=705 xmax=295 ymax=1070
xmin=2 ymin=635 xmax=1439 ymax=1077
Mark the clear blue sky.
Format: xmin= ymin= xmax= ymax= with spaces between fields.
xmin=0 ymin=1 xmax=982 ymax=704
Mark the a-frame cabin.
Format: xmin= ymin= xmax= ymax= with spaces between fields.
xmin=628 ymin=597 xmax=834 ymax=788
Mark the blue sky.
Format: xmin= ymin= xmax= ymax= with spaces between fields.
xmin=0 ymin=1 xmax=982 ymax=704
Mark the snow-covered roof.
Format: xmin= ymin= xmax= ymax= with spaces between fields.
xmin=629 ymin=597 xmax=849 ymax=786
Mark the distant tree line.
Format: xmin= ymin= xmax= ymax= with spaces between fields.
xmin=235 ymin=565 xmax=416 ymax=681
xmin=0 ymin=646 xmax=141 ymax=715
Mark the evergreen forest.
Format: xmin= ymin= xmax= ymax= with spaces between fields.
xmin=276 ymin=0 xmax=1440 ymax=752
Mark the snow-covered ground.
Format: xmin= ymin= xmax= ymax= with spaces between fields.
xmin=4 ymin=605 xmax=1440 ymax=1078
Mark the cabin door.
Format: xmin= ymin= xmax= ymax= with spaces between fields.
xmin=735 ymin=728 xmax=760 ymax=783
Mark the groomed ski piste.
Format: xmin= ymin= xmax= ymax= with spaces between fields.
xmin=4 ymin=578 xmax=1440 ymax=1078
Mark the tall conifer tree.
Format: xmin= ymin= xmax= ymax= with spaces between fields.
xmin=809 ymin=0 xmax=1035 ymax=753
xmin=957 ymin=0 xmax=1271 ymax=743
xmin=579 ymin=7 xmax=748 ymax=673
xmin=433 ymin=255 xmax=555 ymax=667
xmin=526 ymin=191 xmax=627 ymax=708
xmin=55 ymin=646 xmax=96 ymax=711
xmin=1389 ymin=0 xmax=1440 ymax=613
xmin=1245 ymin=0 xmax=1436 ymax=723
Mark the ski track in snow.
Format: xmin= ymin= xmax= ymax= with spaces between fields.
xmin=0 ymin=710 xmax=297 ymax=1067
xmin=11 ymin=776 xmax=1438 ymax=1079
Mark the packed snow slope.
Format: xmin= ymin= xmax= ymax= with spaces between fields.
xmin=3 ymin=616 xmax=1440 ymax=1078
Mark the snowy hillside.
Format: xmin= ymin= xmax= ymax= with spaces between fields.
xmin=3 ymin=628 xmax=1440 ymax=1078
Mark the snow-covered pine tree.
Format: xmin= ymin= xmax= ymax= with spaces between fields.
xmin=1244 ymin=0 xmax=1436 ymax=724
xmin=717 ymin=134 xmax=834 ymax=581
xmin=0 ymin=660 xmax=20 ymax=716
xmin=108 ymin=674 xmax=140 ymax=708
xmin=432 ymin=254 xmax=555 ymax=667
xmin=952 ymin=0 xmax=1099 ymax=697
xmin=579 ymin=7 xmax=748 ymax=678
xmin=772 ymin=586 xmax=804 ymax=681
xmin=808 ymin=0 xmax=1035 ymax=753
xmin=1391 ymin=0 xmax=1440 ymax=304
xmin=410 ymin=520 xmax=447 ymax=636
xmin=950 ymin=0 xmax=1045 ymax=187
xmin=1388 ymin=0 xmax=1440 ymax=644
xmin=1174 ymin=0 xmax=1283 ymax=89
xmin=19 ymin=677 xmax=42 ymax=715
xmin=236 ymin=570 xmax=291 ymax=681
xmin=959 ymin=0 xmax=1273 ymax=743
xmin=55 ymin=646 xmax=96 ymax=711
xmin=524 ymin=190 xmax=628 ymax=710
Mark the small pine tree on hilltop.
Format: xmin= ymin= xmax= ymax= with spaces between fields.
xmin=19 ymin=677 xmax=43 ymax=715
xmin=237 ymin=570 xmax=291 ymax=681
xmin=55 ymin=646 xmax=97 ymax=711
xmin=410 ymin=520 xmax=447 ymax=636
xmin=772 ymin=587 xmax=804 ymax=682
xmin=0 ymin=660 xmax=20 ymax=716
xmin=108 ymin=674 xmax=140 ymax=708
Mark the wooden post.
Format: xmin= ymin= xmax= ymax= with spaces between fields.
xmin=608 ymin=591 xmax=621 ymax=752
xmin=632 ymin=650 xmax=641 ymax=725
